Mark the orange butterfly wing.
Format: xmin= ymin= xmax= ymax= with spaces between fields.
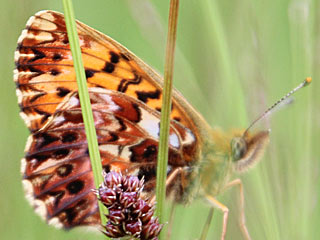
xmin=15 ymin=10 xmax=198 ymax=133
xmin=15 ymin=11 xmax=205 ymax=229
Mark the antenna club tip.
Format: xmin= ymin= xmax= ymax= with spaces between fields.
xmin=304 ymin=77 xmax=312 ymax=85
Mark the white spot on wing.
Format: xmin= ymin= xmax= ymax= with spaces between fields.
xmin=25 ymin=14 xmax=37 ymax=27
xmin=24 ymin=135 xmax=33 ymax=152
xmin=21 ymin=158 xmax=27 ymax=174
xmin=15 ymin=71 xmax=35 ymax=78
xmin=100 ymin=94 xmax=120 ymax=112
xmin=34 ymin=199 xmax=47 ymax=220
xmin=138 ymin=108 xmax=160 ymax=139
xmin=52 ymin=115 xmax=66 ymax=125
xmin=31 ymin=159 xmax=66 ymax=173
xmin=16 ymin=89 xmax=43 ymax=98
xmin=19 ymin=112 xmax=31 ymax=128
xmin=169 ymin=133 xmax=180 ymax=148
xmin=48 ymin=217 xmax=63 ymax=229
xmin=23 ymin=179 xmax=48 ymax=222
xmin=27 ymin=32 xmax=53 ymax=41
xmin=15 ymin=53 xmax=35 ymax=62
xmin=14 ymin=50 xmax=32 ymax=62
xmin=17 ymin=29 xmax=29 ymax=44
xmin=36 ymin=11 xmax=55 ymax=22
xmin=21 ymin=112 xmax=42 ymax=122
xmin=28 ymin=74 xmax=54 ymax=83
xmin=22 ymin=180 xmax=34 ymax=204
xmin=68 ymin=95 xmax=80 ymax=107
xmin=99 ymin=144 xmax=119 ymax=156
xmin=13 ymin=69 xmax=19 ymax=82
xmin=32 ymin=17 xmax=57 ymax=31
xmin=119 ymin=146 xmax=132 ymax=161
xmin=45 ymin=196 xmax=56 ymax=205
xmin=16 ymin=88 xmax=23 ymax=104
xmin=182 ymin=127 xmax=196 ymax=145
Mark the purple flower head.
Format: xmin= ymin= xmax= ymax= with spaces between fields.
xmin=98 ymin=171 xmax=163 ymax=240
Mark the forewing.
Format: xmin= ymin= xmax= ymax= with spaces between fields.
xmin=14 ymin=10 xmax=196 ymax=132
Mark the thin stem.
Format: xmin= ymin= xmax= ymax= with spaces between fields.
xmin=62 ymin=0 xmax=107 ymax=226
xmin=155 ymin=0 xmax=179 ymax=234
xmin=199 ymin=208 xmax=214 ymax=240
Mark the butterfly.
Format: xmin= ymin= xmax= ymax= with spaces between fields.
xmin=14 ymin=10 xmax=271 ymax=239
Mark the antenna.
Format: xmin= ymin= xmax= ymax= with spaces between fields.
xmin=243 ymin=77 xmax=312 ymax=137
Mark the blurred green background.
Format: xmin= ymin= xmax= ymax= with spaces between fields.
xmin=0 ymin=0 xmax=318 ymax=239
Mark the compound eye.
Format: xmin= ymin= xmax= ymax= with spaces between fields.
xmin=231 ymin=137 xmax=247 ymax=161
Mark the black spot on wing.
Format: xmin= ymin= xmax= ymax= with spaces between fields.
xmin=129 ymin=140 xmax=157 ymax=163
xmin=117 ymin=79 xmax=127 ymax=92
xmin=85 ymin=148 xmax=89 ymax=156
xmin=33 ymin=108 xmax=51 ymax=125
xmin=63 ymin=199 xmax=88 ymax=225
xmin=56 ymin=87 xmax=71 ymax=97
xmin=61 ymin=132 xmax=78 ymax=143
xmin=117 ymin=74 xmax=142 ymax=92
xmin=66 ymin=180 xmax=84 ymax=194
xmin=16 ymin=64 xmax=44 ymax=75
xmin=53 ymin=53 xmax=62 ymax=61
xmin=64 ymin=205 xmax=77 ymax=224
xmin=62 ymin=38 xmax=69 ymax=44
xmin=30 ymin=66 xmax=44 ymax=74
xmin=136 ymin=89 xmax=161 ymax=103
xmin=57 ymin=164 xmax=73 ymax=177
xmin=37 ymin=133 xmax=59 ymax=148
xmin=29 ymin=48 xmax=46 ymax=62
xmin=138 ymin=166 xmax=156 ymax=182
xmin=51 ymin=69 xmax=60 ymax=76
xmin=108 ymin=132 xmax=119 ymax=142
xmin=174 ymin=117 xmax=181 ymax=122
xmin=29 ymin=92 xmax=46 ymax=103
xmin=110 ymin=51 xmax=120 ymax=63
xmin=102 ymin=62 xmax=115 ymax=73
xmin=53 ymin=149 xmax=70 ymax=159
xmin=103 ymin=164 xmax=111 ymax=173
xmin=131 ymin=103 xmax=142 ymax=123
xmin=115 ymin=116 xmax=127 ymax=131
xmin=85 ymin=69 xmax=96 ymax=79
xmin=28 ymin=153 xmax=50 ymax=162
xmin=143 ymin=145 xmax=157 ymax=159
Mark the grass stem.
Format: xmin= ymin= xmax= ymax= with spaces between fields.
xmin=155 ymin=0 xmax=180 ymax=237
xmin=62 ymin=0 xmax=107 ymax=226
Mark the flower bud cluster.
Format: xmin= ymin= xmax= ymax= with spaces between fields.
xmin=98 ymin=171 xmax=162 ymax=240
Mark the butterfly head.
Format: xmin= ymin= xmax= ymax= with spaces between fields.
xmin=199 ymin=128 xmax=269 ymax=197
xmin=230 ymin=130 xmax=269 ymax=172
xmin=229 ymin=77 xmax=312 ymax=172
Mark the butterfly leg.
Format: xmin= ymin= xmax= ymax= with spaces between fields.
xmin=205 ymin=195 xmax=229 ymax=240
xmin=150 ymin=167 xmax=184 ymax=204
xmin=223 ymin=178 xmax=251 ymax=240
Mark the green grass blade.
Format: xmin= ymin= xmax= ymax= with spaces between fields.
xmin=199 ymin=208 xmax=214 ymax=240
xmin=155 ymin=0 xmax=179 ymax=233
xmin=201 ymin=0 xmax=248 ymax=127
xmin=62 ymin=0 xmax=107 ymax=226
